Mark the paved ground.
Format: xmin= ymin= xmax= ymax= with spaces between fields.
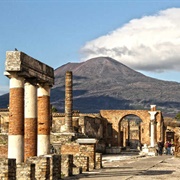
xmin=64 ymin=154 xmax=180 ymax=180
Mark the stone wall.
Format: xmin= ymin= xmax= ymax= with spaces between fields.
xmin=26 ymin=155 xmax=61 ymax=180
xmin=73 ymin=155 xmax=89 ymax=172
xmin=16 ymin=163 xmax=35 ymax=180
xmin=100 ymin=109 xmax=163 ymax=146
xmin=166 ymin=126 xmax=180 ymax=157
xmin=61 ymin=154 xmax=73 ymax=177
xmin=61 ymin=143 xmax=96 ymax=170
xmin=0 ymin=155 xmax=62 ymax=179
xmin=0 ymin=109 xmax=9 ymax=133
xmin=0 ymin=158 xmax=16 ymax=180
xmin=0 ymin=134 xmax=8 ymax=158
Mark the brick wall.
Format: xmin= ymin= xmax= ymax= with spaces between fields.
xmin=61 ymin=143 xmax=96 ymax=170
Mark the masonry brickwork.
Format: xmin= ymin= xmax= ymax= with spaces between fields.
xmin=0 ymin=53 xmax=178 ymax=179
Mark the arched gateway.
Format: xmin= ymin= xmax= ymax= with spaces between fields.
xmin=100 ymin=105 xmax=164 ymax=148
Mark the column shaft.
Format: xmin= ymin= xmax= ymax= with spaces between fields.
xmin=150 ymin=121 xmax=155 ymax=147
xmin=24 ymin=81 xmax=37 ymax=161
xmin=37 ymin=84 xmax=50 ymax=156
xmin=148 ymin=110 xmax=157 ymax=147
xmin=8 ymin=75 xmax=24 ymax=163
xmin=65 ymin=71 xmax=73 ymax=132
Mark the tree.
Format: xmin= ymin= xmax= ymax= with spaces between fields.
xmin=175 ymin=112 xmax=180 ymax=121
xmin=51 ymin=106 xmax=58 ymax=113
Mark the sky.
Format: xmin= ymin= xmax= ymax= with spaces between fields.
xmin=0 ymin=0 xmax=180 ymax=95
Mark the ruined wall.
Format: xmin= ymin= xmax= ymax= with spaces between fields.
xmin=61 ymin=143 xmax=96 ymax=170
xmin=0 ymin=134 xmax=8 ymax=158
xmin=100 ymin=109 xmax=163 ymax=146
xmin=0 ymin=109 xmax=9 ymax=133
xmin=0 ymin=110 xmax=8 ymax=158
xmin=165 ymin=126 xmax=180 ymax=157
xmin=52 ymin=112 xmax=79 ymax=133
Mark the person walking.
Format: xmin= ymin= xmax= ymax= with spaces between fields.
xmin=165 ymin=141 xmax=172 ymax=155
xmin=157 ymin=140 xmax=163 ymax=155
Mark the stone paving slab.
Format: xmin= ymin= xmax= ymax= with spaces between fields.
xmin=63 ymin=155 xmax=180 ymax=180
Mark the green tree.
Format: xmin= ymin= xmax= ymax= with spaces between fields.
xmin=51 ymin=106 xmax=58 ymax=113
xmin=175 ymin=112 xmax=180 ymax=121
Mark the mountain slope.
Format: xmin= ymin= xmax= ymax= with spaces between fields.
xmin=0 ymin=57 xmax=180 ymax=116
xmin=52 ymin=57 xmax=180 ymax=116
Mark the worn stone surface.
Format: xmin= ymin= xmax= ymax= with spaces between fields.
xmin=24 ymin=118 xmax=37 ymax=161
xmin=0 ymin=134 xmax=8 ymax=158
xmin=0 ymin=158 xmax=16 ymax=180
xmin=5 ymin=51 xmax=54 ymax=85
xmin=61 ymin=143 xmax=96 ymax=170
xmin=100 ymin=109 xmax=163 ymax=146
xmin=27 ymin=155 xmax=61 ymax=180
xmin=38 ymin=96 xmax=50 ymax=135
xmin=64 ymin=71 xmax=73 ymax=133
xmin=61 ymin=154 xmax=73 ymax=177
xmin=95 ymin=153 xmax=102 ymax=169
xmin=0 ymin=109 xmax=9 ymax=134
xmin=9 ymin=88 xmax=24 ymax=135
xmin=73 ymin=156 xmax=89 ymax=172
xmin=16 ymin=163 xmax=35 ymax=180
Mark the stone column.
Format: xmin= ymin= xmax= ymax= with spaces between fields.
xmin=24 ymin=80 xmax=37 ymax=161
xmin=8 ymin=73 xmax=24 ymax=163
xmin=148 ymin=108 xmax=157 ymax=147
xmin=37 ymin=83 xmax=50 ymax=156
xmin=64 ymin=71 xmax=73 ymax=132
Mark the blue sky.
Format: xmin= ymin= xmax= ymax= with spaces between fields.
xmin=0 ymin=0 xmax=180 ymax=95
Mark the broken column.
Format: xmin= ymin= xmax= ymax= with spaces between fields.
xmin=64 ymin=71 xmax=73 ymax=132
xmin=148 ymin=105 xmax=157 ymax=147
xmin=24 ymin=80 xmax=37 ymax=161
xmin=6 ymin=73 xmax=24 ymax=163
xmin=37 ymin=83 xmax=51 ymax=156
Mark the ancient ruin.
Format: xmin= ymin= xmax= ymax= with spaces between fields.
xmin=4 ymin=51 xmax=54 ymax=163
xmin=0 ymin=50 xmax=180 ymax=179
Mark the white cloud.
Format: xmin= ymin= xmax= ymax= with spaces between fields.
xmin=80 ymin=8 xmax=180 ymax=72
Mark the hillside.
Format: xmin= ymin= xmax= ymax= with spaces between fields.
xmin=51 ymin=57 xmax=180 ymax=117
xmin=1 ymin=57 xmax=180 ymax=117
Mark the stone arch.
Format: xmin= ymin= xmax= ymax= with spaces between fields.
xmin=100 ymin=109 xmax=164 ymax=147
xmin=118 ymin=114 xmax=143 ymax=149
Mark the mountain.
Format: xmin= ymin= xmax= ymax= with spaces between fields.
xmin=1 ymin=57 xmax=180 ymax=117
xmin=51 ymin=57 xmax=180 ymax=117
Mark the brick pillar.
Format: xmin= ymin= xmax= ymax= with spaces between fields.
xmin=64 ymin=71 xmax=73 ymax=132
xmin=24 ymin=80 xmax=37 ymax=161
xmin=37 ymin=83 xmax=50 ymax=156
xmin=8 ymin=74 xmax=24 ymax=163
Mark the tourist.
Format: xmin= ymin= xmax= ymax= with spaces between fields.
xmin=157 ymin=140 xmax=163 ymax=155
xmin=165 ymin=141 xmax=172 ymax=155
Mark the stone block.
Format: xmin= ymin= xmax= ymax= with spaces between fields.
xmin=5 ymin=51 xmax=54 ymax=85
xmin=61 ymin=154 xmax=73 ymax=177
xmin=95 ymin=153 xmax=102 ymax=169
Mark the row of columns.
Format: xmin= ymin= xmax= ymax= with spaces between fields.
xmin=8 ymin=73 xmax=51 ymax=163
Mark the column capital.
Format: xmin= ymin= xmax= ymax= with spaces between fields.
xmin=148 ymin=111 xmax=157 ymax=120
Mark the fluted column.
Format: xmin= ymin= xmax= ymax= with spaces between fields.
xmin=24 ymin=80 xmax=37 ymax=161
xmin=8 ymin=73 xmax=24 ymax=163
xmin=64 ymin=71 xmax=73 ymax=132
xmin=37 ymin=83 xmax=50 ymax=156
xmin=148 ymin=105 xmax=157 ymax=147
